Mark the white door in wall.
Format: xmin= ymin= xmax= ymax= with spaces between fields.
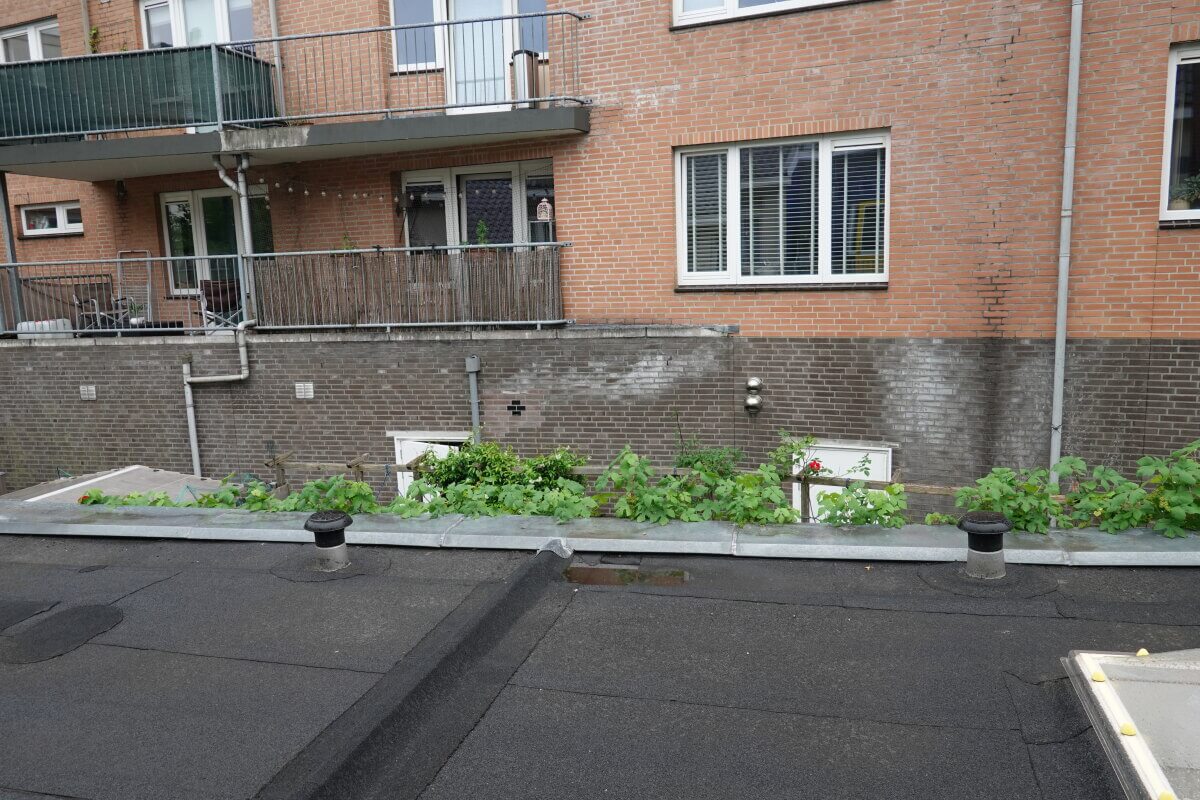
xmin=446 ymin=0 xmax=513 ymax=113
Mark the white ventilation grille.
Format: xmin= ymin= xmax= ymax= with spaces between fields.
xmin=295 ymin=382 xmax=314 ymax=400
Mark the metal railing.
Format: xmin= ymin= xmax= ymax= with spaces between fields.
xmin=0 ymin=12 xmax=586 ymax=142
xmin=0 ymin=244 xmax=567 ymax=335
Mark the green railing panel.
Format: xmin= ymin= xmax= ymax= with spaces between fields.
xmin=0 ymin=46 xmax=276 ymax=140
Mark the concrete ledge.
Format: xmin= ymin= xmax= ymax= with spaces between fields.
xmin=1 ymin=501 xmax=1197 ymax=566
xmin=0 ymin=324 xmax=738 ymax=349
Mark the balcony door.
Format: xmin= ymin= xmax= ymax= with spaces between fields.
xmin=161 ymin=188 xmax=272 ymax=295
xmin=446 ymin=0 xmax=513 ymax=113
xmin=401 ymin=160 xmax=554 ymax=247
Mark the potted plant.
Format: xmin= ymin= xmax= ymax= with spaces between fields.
xmin=1169 ymin=174 xmax=1200 ymax=210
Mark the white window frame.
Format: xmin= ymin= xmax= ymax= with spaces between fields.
xmin=673 ymin=0 xmax=851 ymax=27
xmin=401 ymin=159 xmax=552 ymax=246
xmin=791 ymin=439 xmax=894 ymax=517
xmin=20 ymin=201 xmax=82 ymax=236
xmin=675 ymin=131 xmax=890 ymax=287
xmin=391 ymin=0 xmax=447 ymax=72
xmin=1161 ymin=44 xmax=1200 ymax=222
xmin=159 ymin=186 xmax=267 ymax=295
xmin=0 ymin=19 xmax=60 ymax=63
xmin=138 ymin=0 xmax=241 ymax=48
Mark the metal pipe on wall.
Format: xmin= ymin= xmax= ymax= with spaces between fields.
xmin=182 ymin=320 xmax=258 ymax=477
xmin=1049 ymin=0 xmax=1084 ymax=473
xmin=465 ymin=355 xmax=482 ymax=443
xmin=0 ymin=171 xmax=24 ymax=328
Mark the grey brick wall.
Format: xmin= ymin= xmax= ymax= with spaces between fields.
xmin=1 ymin=330 xmax=1195 ymax=517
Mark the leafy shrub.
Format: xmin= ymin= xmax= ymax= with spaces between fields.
xmin=924 ymin=512 xmax=959 ymax=526
xmin=954 ymin=464 xmax=1069 ymax=534
xmin=818 ymin=482 xmax=908 ymax=528
xmin=674 ymin=436 xmax=743 ymax=479
xmin=595 ymin=446 xmax=798 ymax=525
xmin=274 ymin=475 xmax=381 ymax=514
xmin=1062 ymin=441 xmax=1200 ymax=538
xmin=420 ymin=442 xmax=586 ymax=489
xmin=421 ymin=441 xmax=522 ymax=487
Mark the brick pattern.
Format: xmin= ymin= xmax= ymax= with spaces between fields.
xmin=3 ymin=332 xmax=1191 ymax=502
xmin=4 ymin=0 xmax=1198 ymax=339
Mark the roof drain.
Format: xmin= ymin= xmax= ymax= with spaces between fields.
xmin=182 ymin=319 xmax=257 ymax=477
xmin=1048 ymin=0 xmax=1084 ymax=475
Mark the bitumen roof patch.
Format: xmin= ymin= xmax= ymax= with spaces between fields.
xmin=2 ymin=535 xmax=1199 ymax=799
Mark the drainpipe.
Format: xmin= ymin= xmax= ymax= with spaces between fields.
xmin=0 ymin=171 xmax=23 ymax=328
xmin=182 ymin=319 xmax=257 ymax=477
xmin=1048 ymin=0 xmax=1084 ymax=474
xmin=465 ymin=355 xmax=482 ymax=443
xmin=213 ymin=154 xmax=256 ymax=316
xmin=267 ymin=0 xmax=287 ymax=117
xmin=80 ymin=0 xmax=92 ymax=52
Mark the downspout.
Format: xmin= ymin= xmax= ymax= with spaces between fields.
xmin=80 ymin=0 xmax=91 ymax=52
xmin=267 ymin=0 xmax=287 ymax=116
xmin=0 ymin=172 xmax=23 ymax=328
xmin=182 ymin=319 xmax=258 ymax=477
xmin=214 ymin=154 xmax=256 ymax=315
xmin=1048 ymin=0 xmax=1084 ymax=472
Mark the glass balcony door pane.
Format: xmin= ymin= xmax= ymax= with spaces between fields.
xmin=165 ymin=200 xmax=198 ymax=291
xmin=460 ymin=175 xmax=514 ymax=244
xmin=448 ymin=0 xmax=510 ymax=110
xmin=183 ymin=0 xmax=220 ymax=45
xmin=200 ymin=195 xmax=240 ymax=282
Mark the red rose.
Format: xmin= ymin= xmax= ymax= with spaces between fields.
xmin=808 ymin=460 xmax=821 ymax=472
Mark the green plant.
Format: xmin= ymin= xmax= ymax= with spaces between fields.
xmin=1170 ymin=174 xmax=1200 ymax=205
xmin=276 ymin=475 xmax=380 ymax=514
xmin=522 ymin=447 xmax=588 ymax=487
xmin=674 ymin=436 xmax=742 ymax=479
xmin=818 ymin=482 xmax=908 ymax=527
xmin=924 ymin=512 xmax=959 ymax=526
xmin=955 ymin=459 xmax=1082 ymax=534
xmin=87 ymin=26 xmax=100 ymax=54
xmin=1135 ymin=441 xmax=1200 ymax=538
xmin=474 ymin=219 xmax=490 ymax=245
xmin=422 ymin=441 xmax=522 ymax=487
xmin=704 ymin=466 xmax=799 ymax=525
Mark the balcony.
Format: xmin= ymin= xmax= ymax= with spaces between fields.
xmin=0 ymin=244 xmax=567 ymax=335
xmin=0 ymin=12 xmax=589 ymax=180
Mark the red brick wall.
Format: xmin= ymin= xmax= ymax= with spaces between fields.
xmin=3 ymin=0 xmax=1199 ymax=339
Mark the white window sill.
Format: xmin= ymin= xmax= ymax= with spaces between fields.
xmin=672 ymin=0 xmax=884 ymax=29
xmin=675 ymin=281 xmax=887 ymax=292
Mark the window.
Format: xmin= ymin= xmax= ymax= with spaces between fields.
xmin=677 ymin=132 xmax=888 ymax=286
xmin=673 ymin=0 xmax=853 ymax=26
xmin=1163 ymin=44 xmax=1200 ymax=221
xmin=139 ymin=0 xmax=250 ymax=48
xmin=0 ymin=19 xmax=60 ymax=63
xmin=401 ymin=159 xmax=554 ymax=246
xmin=20 ymin=201 xmax=82 ymax=236
xmin=392 ymin=0 xmax=442 ymax=71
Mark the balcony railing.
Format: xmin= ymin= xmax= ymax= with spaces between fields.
xmin=0 ymin=244 xmax=567 ymax=334
xmin=0 ymin=12 xmax=586 ymax=142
